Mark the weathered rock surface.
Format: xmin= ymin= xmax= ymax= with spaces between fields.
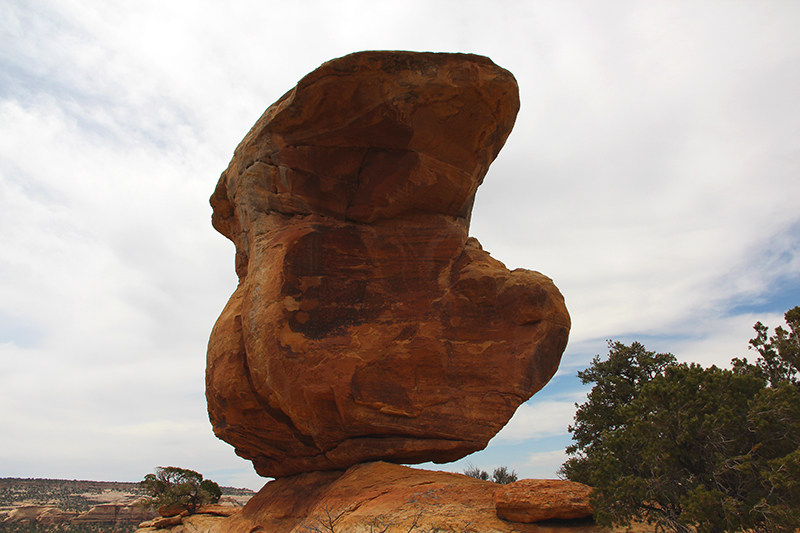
xmin=207 ymin=50 xmax=571 ymax=477
xmin=495 ymin=479 xmax=594 ymax=523
xmin=204 ymin=462 xmax=598 ymax=533
xmin=73 ymin=501 xmax=155 ymax=524
xmin=137 ymin=506 xmax=243 ymax=532
xmin=143 ymin=514 xmax=184 ymax=529
xmin=192 ymin=504 xmax=241 ymax=517
xmin=178 ymin=513 xmax=233 ymax=533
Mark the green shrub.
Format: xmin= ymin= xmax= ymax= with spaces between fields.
xmin=561 ymin=309 xmax=800 ymax=533
xmin=140 ymin=467 xmax=221 ymax=515
xmin=463 ymin=464 xmax=517 ymax=484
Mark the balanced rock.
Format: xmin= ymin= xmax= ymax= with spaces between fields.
xmin=495 ymin=479 xmax=594 ymax=523
xmin=207 ymin=50 xmax=571 ymax=477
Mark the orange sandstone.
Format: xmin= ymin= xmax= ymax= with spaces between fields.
xmin=206 ymin=51 xmax=570 ymax=478
xmin=495 ymin=479 xmax=594 ymax=523
xmin=210 ymin=463 xmax=596 ymax=533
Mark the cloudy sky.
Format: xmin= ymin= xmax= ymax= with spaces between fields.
xmin=1 ymin=0 xmax=799 ymax=491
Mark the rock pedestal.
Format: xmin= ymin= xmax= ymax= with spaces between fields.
xmin=206 ymin=463 xmax=598 ymax=533
xmin=206 ymin=50 xmax=571 ymax=478
xmin=134 ymin=465 xmax=601 ymax=533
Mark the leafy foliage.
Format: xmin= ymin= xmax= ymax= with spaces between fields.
xmin=561 ymin=313 xmax=800 ymax=533
xmin=200 ymin=478 xmax=223 ymax=504
xmin=139 ymin=467 xmax=221 ymax=515
xmin=561 ymin=341 xmax=676 ymax=484
xmin=489 ymin=466 xmax=518 ymax=485
xmin=746 ymin=306 xmax=800 ymax=386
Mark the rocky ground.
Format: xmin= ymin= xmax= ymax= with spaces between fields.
xmin=134 ymin=462 xmax=640 ymax=533
xmin=1 ymin=467 xmax=660 ymax=533
xmin=0 ymin=478 xmax=252 ymax=532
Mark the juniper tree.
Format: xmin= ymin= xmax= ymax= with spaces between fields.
xmin=561 ymin=327 xmax=800 ymax=533
xmin=140 ymin=466 xmax=221 ymax=515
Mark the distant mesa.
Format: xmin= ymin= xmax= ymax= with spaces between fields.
xmin=0 ymin=478 xmax=252 ymax=529
xmin=206 ymin=50 xmax=570 ymax=478
xmin=2 ymin=506 xmax=77 ymax=526
xmin=1 ymin=500 xmax=154 ymax=527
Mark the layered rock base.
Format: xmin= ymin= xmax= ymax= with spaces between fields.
xmin=135 ymin=463 xmax=597 ymax=533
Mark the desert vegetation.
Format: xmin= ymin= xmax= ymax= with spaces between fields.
xmin=0 ymin=480 xmax=145 ymax=514
xmin=562 ymin=306 xmax=800 ymax=533
xmin=462 ymin=464 xmax=518 ymax=484
xmin=139 ymin=467 xmax=221 ymax=515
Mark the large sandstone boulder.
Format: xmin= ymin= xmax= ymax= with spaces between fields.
xmin=207 ymin=50 xmax=571 ymax=477
xmin=495 ymin=479 xmax=594 ymax=523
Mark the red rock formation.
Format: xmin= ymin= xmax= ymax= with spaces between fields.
xmin=193 ymin=463 xmax=598 ymax=533
xmin=495 ymin=479 xmax=594 ymax=523
xmin=195 ymin=504 xmax=241 ymax=517
xmin=207 ymin=50 xmax=571 ymax=477
xmin=133 ymin=466 xmax=599 ymax=533
xmin=137 ymin=507 xmax=243 ymax=532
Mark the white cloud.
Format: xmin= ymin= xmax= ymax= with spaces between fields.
xmin=492 ymin=397 xmax=580 ymax=444
xmin=1 ymin=0 xmax=799 ymax=488
xmin=520 ymin=449 xmax=569 ymax=480
xmin=669 ymin=311 xmax=788 ymax=369
xmin=525 ymin=449 xmax=568 ymax=470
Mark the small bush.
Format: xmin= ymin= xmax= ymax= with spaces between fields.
xmin=491 ymin=466 xmax=518 ymax=484
xmin=463 ymin=464 xmax=517 ymax=484
xmin=462 ymin=463 xmax=489 ymax=481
